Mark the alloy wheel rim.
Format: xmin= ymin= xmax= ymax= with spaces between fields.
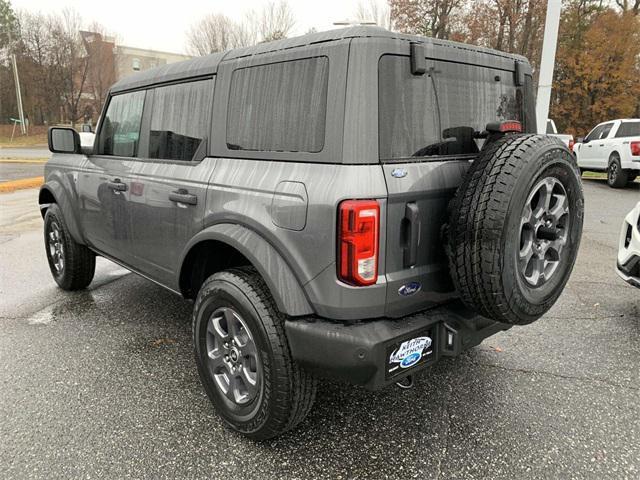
xmin=518 ymin=177 xmax=570 ymax=288
xmin=48 ymin=221 xmax=64 ymax=274
xmin=610 ymin=162 xmax=618 ymax=182
xmin=205 ymin=307 xmax=261 ymax=406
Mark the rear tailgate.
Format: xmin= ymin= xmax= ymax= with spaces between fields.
xmin=379 ymin=53 xmax=532 ymax=317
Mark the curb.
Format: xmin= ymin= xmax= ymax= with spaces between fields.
xmin=0 ymin=176 xmax=44 ymax=193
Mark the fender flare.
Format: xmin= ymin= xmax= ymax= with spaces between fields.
xmin=39 ymin=179 xmax=84 ymax=244
xmin=179 ymin=223 xmax=314 ymax=317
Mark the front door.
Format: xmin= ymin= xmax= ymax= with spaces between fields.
xmin=579 ymin=124 xmax=605 ymax=168
xmin=78 ymin=89 xmax=146 ymax=264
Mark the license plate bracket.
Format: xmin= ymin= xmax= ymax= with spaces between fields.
xmin=385 ymin=328 xmax=436 ymax=379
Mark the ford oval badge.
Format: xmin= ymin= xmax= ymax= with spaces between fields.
xmin=398 ymin=282 xmax=421 ymax=297
xmin=391 ymin=168 xmax=408 ymax=178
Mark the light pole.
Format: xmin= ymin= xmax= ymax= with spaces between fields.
xmin=536 ymin=0 xmax=562 ymax=134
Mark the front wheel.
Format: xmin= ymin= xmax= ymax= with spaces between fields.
xmin=192 ymin=267 xmax=316 ymax=440
xmin=44 ymin=204 xmax=96 ymax=290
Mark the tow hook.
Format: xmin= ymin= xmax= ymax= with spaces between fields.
xmin=396 ymin=374 xmax=414 ymax=390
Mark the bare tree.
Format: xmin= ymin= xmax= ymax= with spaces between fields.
xmin=615 ymin=0 xmax=640 ymax=14
xmin=355 ymin=0 xmax=394 ymax=29
xmin=390 ymin=0 xmax=464 ymax=39
xmin=257 ymin=1 xmax=295 ymax=42
xmin=48 ymin=9 xmax=89 ymax=125
xmin=186 ymin=13 xmax=241 ymax=55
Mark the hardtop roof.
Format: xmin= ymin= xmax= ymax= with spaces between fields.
xmin=110 ymin=26 xmax=529 ymax=94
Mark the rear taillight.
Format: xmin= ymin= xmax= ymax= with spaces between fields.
xmin=569 ymin=138 xmax=575 ymax=151
xmin=631 ymin=141 xmax=640 ymax=156
xmin=338 ymin=200 xmax=380 ymax=286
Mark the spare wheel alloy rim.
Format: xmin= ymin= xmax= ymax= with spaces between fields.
xmin=518 ymin=176 xmax=570 ymax=288
xmin=205 ymin=307 xmax=262 ymax=406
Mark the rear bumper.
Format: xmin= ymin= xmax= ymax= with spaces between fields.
xmin=285 ymin=301 xmax=510 ymax=390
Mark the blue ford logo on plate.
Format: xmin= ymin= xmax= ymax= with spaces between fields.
xmin=391 ymin=168 xmax=408 ymax=178
xmin=398 ymin=282 xmax=421 ymax=296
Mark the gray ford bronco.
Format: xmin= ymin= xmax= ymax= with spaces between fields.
xmin=41 ymin=27 xmax=584 ymax=440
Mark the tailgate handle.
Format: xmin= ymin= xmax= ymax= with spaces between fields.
xmin=402 ymin=202 xmax=420 ymax=268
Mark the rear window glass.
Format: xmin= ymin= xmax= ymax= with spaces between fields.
xmin=615 ymin=121 xmax=640 ymax=138
xmin=148 ymin=79 xmax=213 ymax=161
xmin=99 ymin=90 xmax=145 ymax=157
xmin=227 ymin=57 xmax=329 ymax=153
xmin=379 ymin=55 xmax=523 ymax=160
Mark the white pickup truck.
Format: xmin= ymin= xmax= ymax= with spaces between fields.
xmin=574 ymin=119 xmax=640 ymax=188
xmin=546 ymin=119 xmax=574 ymax=151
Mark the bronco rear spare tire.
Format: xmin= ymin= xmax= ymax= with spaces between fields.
xmin=446 ymin=134 xmax=584 ymax=325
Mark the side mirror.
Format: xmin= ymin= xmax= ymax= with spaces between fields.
xmin=48 ymin=127 xmax=80 ymax=154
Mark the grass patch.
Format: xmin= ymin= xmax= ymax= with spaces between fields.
xmin=0 ymin=133 xmax=48 ymax=148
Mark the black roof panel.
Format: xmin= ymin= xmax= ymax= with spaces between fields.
xmin=110 ymin=26 xmax=527 ymax=93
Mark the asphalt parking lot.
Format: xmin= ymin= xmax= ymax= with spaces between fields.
xmin=0 ymin=179 xmax=638 ymax=479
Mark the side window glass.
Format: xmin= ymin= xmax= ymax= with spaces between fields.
xmin=599 ymin=123 xmax=613 ymax=139
xmin=546 ymin=120 xmax=554 ymax=134
xmin=615 ymin=122 xmax=640 ymax=138
xmin=147 ymin=79 xmax=213 ymax=161
xmin=226 ymin=57 xmax=329 ymax=153
xmin=585 ymin=125 xmax=603 ymax=142
xmin=98 ymin=91 xmax=145 ymax=157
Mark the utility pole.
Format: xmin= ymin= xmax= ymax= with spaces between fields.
xmin=11 ymin=53 xmax=26 ymax=135
xmin=8 ymin=27 xmax=27 ymax=135
xmin=536 ymin=0 xmax=562 ymax=134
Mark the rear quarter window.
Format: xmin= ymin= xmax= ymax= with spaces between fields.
xmin=615 ymin=121 xmax=640 ymax=138
xmin=226 ymin=57 xmax=329 ymax=153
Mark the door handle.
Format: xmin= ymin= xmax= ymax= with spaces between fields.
xmin=587 ymin=145 xmax=593 ymax=148
xmin=599 ymin=144 xmax=604 ymax=147
xmin=169 ymin=189 xmax=197 ymax=205
xmin=402 ymin=202 xmax=420 ymax=268
xmin=107 ymin=179 xmax=127 ymax=191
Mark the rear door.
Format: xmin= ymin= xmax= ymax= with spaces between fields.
xmin=126 ymin=78 xmax=216 ymax=289
xmin=378 ymin=53 xmax=531 ymax=317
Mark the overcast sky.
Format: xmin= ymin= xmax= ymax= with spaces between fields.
xmin=11 ymin=0 xmax=384 ymax=54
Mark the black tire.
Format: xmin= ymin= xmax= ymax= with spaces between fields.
xmin=607 ymin=154 xmax=628 ymax=188
xmin=446 ymin=134 xmax=584 ymax=325
xmin=192 ymin=267 xmax=316 ymax=440
xmin=44 ymin=204 xmax=96 ymax=290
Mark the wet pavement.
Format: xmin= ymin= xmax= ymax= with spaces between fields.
xmin=0 ymin=147 xmax=50 ymax=160
xmin=0 ymin=180 xmax=638 ymax=479
xmin=0 ymin=162 xmax=45 ymax=183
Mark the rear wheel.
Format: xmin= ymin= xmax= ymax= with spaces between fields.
xmin=192 ymin=267 xmax=316 ymax=440
xmin=446 ymin=135 xmax=584 ymax=325
xmin=607 ymin=154 xmax=628 ymax=188
xmin=44 ymin=204 xmax=95 ymax=290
